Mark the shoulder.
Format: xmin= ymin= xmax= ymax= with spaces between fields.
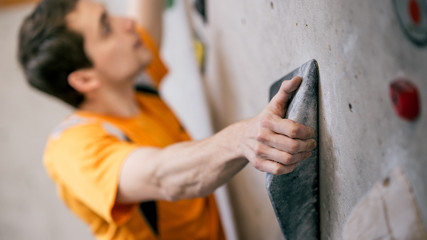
xmin=44 ymin=114 xmax=134 ymax=164
xmin=49 ymin=114 xmax=128 ymax=142
xmin=44 ymin=114 xmax=138 ymax=178
xmin=49 ymin=114 xmax=100 ymax=140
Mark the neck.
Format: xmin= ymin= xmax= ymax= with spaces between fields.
xmin=79 ymin=83 xmax=140 ymax=118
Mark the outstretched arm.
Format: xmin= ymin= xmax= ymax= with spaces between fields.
xmin=116 ymin=76 xmax=316 ymax=203
xmin=128 ymin=0 xmax=164 ymax=47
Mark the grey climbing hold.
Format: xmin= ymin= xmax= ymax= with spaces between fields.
xmin=266 ymin=59 xmax=319 ymax=240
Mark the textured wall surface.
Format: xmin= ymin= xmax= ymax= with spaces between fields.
xmin=204 ymin=0 xmax=427 ymax=239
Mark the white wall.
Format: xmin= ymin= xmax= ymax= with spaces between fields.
xmin=0 ymin=4 xmax=92 ymax=240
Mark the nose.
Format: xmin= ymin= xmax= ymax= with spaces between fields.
xmin=122 ymin=17 xmax=136 ymax=33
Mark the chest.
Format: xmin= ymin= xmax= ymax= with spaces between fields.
xmin=113 ymin=96 xmax=191 ymax=147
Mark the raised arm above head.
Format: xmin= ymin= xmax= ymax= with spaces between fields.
xmin=128 ymin=0 xmax=164 ymax=48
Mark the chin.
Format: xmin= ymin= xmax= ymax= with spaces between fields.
xmin=139 ymin=56 xmax=152 ymax=69
xmin=140 ymin=48 xmax=152 ymax=65
xmin=139 ymin=59 xmax=151 ymax=70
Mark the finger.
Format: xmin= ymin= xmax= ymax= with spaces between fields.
xmin=257 ymin=129 xmax=317 ymax=153
xmin=252 ymin=158 xmax=299 ymax=175
xmin=262 ymin=117 xmax=315 ymax=140
xmin=267 ymin=76 xmax=302 ymax=116
xmin=253 ymin=143 xmax=312 ymax=165
xmin=274 ymin=150 xmax=312 ymax=165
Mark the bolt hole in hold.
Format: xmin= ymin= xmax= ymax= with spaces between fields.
xmin=382 ymin=177 xmax=390 ymax=187
xmin=348 ymin=103 xmax=353 ymax=112
xmin=409 ymin=0 xmax=422 ymax=25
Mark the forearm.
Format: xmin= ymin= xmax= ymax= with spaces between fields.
xmin=128 ymin=0 xmax=163 ymax=46
xmin=117 ymin=121 xmax=250 ymax=203
xmin=153 ymin=123 xmax=249 ymax=200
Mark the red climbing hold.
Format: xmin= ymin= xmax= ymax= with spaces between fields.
xmin=409 ymin=0 xmax=422 ymax=25
xmin=390 ymin=79 xmax=420 ymax=121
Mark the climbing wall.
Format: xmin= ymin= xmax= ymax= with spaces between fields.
xmin=202 ymin=0 xmax=427 ymax=239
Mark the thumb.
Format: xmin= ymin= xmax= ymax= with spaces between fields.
xmin=268 ymin=76 xmax=302 ymax=117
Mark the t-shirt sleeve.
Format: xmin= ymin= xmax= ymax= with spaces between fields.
xmin=44 ymin=121 xmax=139 ymax=224
xmin=136 ymin=25 xmax=168 ymax=89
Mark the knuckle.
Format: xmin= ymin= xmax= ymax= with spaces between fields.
xmin=298 ymin=152 xmax=310 ymax=162
xmin=252 ymin=158 xmax=262 ymax=170
xmin=260 ymin=114 xmax=273 ymax=128
xmin=288 ymin=141 xmax=299 ymax=153
xmin=285 ymin=165 xmax=297 ymax=174
xmin=254 ymin=144 xmax=264 ymax=157
xmin=283 ymin=153 xmax=293 ymax=165
xmin=271 ymin=163 xmax=283 ymax=175
xmin=290 ymin=164 xmax=298 ymax=172
xmin=303 ymin=141 xmax=312 ymax=151
xmin=255 ymin=129 xmax=267 ymax=142
xmin=309 ymin=127 xmax=315 ymax=138
xmin=311 ymin=140 xmax=317 ymax=149
xmin=288 ymin=124 xmax=299 ymax=138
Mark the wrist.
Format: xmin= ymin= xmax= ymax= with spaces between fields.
xmin=226 ymin=119 xmax=251 ymax=160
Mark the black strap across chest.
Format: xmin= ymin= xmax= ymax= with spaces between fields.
xmin=127 ymin=84 xmax=159 ymax=235
xmin=138 ymin=201 xmax=158 ymax=235
xmin=135 ymin=84 xmax=159 ymax=95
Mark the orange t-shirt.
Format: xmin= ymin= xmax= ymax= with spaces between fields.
xmin=43 ymin=27 xmax=225 ymax=240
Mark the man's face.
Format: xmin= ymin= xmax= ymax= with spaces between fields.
xmin=66 ymin=0 xmax=152 ymax=84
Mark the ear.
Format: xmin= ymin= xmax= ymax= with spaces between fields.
xmin=68 ymin=69 xmax=100 ymax=94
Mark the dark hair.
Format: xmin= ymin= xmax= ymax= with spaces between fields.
xmin=18 ymin=0 xmax=92 ymax=108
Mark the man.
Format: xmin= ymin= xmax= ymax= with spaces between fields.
xmin=18 ymin=0 xmax=316 ymax=239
